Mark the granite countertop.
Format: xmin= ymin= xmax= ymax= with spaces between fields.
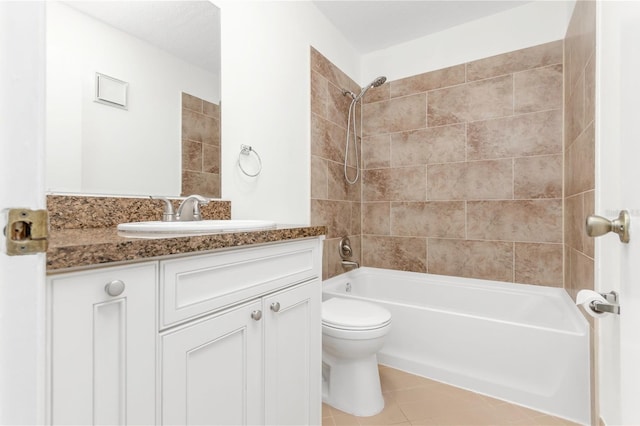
xmin=47 ymin=225 xmax=326 ymax=272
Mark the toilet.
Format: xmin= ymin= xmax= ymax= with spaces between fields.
xmin=321 ymin=297 xmax=392 ymax=417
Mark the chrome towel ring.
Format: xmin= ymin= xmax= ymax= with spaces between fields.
xmin=238 ymin=144 xmax=262 ymax=177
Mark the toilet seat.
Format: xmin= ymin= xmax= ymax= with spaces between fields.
xmin=322 ymin=298 xmax=391 ymax=331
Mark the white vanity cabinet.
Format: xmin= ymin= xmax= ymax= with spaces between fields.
xmin=47 ymin=237 xmax=322 ymax=426
xmin=47 ymin=262 xmax=158 ymax=425
xmin=158 ymin=239 xmax=322 ymax=425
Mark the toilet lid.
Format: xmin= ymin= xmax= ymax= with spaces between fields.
xmin=322 ymin=298 xmax=391 ymax=329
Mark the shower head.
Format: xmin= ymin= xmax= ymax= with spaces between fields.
xmin=354 ymin=76 xmax=387 ymax=101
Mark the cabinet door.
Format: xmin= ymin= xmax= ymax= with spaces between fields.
xmin=48 ymin=263 xmax=157 ymax=425
xmin=263 ymin=279 xmax=321 ymax=425
xmin=161 ymin=300 xmax=263 ymax=425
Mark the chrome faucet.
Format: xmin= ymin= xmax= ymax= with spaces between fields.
xmin=176 ymin=195 xmax=209 ymax=221
xmin=151 ymin=195 xmax=209 ymax=222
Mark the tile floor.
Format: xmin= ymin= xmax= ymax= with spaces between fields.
xmin=322 ymin=365 xmax=581 ymax=426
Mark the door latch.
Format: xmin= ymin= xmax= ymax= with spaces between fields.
xmin=3 ymin=208 xmax=49 ymax=255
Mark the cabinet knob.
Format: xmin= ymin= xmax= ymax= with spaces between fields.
xmin=270 ymin=302 xmax=281 ymax=312
xmin=251 ymin=310 xmax=262 ymax=321
xmin=104 ymin=280 xmax=125 ymax=297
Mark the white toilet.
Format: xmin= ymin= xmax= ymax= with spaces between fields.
xmin=321 ymin=297 xmax=392 ymax=417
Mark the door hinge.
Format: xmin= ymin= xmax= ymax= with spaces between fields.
xmin=3 ymin=208 xmax=49 ymax=255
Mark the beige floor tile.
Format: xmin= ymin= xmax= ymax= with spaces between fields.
xmin=332 ymin=413 xmax=361 ymax=426
xmin=323 ymin=416 xmax=337 ymax=426
xmin=357 ymin=396 xmax=408 ymax=425
xmin=379 ymin=366 xmax=434 ymax=391
xmin=323 ymin=403 xmax=334 ymax=418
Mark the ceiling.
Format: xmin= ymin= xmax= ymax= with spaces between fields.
xmin=62 ymin=1 xmax=220 ymax=74
xmin=312 ymin=1 xmax=532 ymax=53
xmin=62 ymin=1 xmax=533 ymax=72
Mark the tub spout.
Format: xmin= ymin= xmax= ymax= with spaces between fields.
xmin=341 ymin=260 xmax=359 ymax=269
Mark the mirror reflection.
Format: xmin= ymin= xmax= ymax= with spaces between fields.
xmin=45 ymin=1 xmax=221 ymax=197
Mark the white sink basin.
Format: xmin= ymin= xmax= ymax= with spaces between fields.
xmin=117 ymin=220 xmax=277 ymax=238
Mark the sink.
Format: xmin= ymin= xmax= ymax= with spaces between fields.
xmin=117 ymin=220 xmax=277 ymax=238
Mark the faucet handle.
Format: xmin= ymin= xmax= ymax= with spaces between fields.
xmin=150 ymin=196 xmax=176 ymax=222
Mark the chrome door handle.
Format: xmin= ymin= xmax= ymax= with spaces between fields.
xmin=270 ymin=302 xmax=280 ymax=312
xmin=104 ymin=280 xmax=125 ymax=297
xmin=251 ymin=310 xmax=262 ymax=321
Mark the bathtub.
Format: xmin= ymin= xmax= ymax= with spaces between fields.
xmin=322 ymin=267 xmax=590 ymax=425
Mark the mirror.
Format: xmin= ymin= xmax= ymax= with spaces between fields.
xmin=45 ymin=1 xmax=221 ymax=197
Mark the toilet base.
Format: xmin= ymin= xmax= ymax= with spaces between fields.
xmin=322 ymin=351 xmax=384 ymax=417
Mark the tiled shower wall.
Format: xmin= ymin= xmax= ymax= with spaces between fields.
xmin=360 ymin=41 xmax=564 ymax=285
xmin=310 ymin=48 xmax=362 ymax=280
xmin=564 ymin=0 xmax=596 ymax=422
xmin=181 ymin=92 xmax=221 ymax=198
xmin=311 ymin=43 xmax=565 ymax=284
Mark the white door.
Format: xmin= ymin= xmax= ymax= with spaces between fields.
xmin=0 ymin=2 xmax=47 ymax=425
xmin=596 ymin=2 xmax=640 ymax=424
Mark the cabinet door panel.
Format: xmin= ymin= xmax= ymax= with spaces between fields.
xmin=264 ymin=280 xmax=321 ymax=425
xmin=49 ymin=263 xmax=157 ymax=425
xmin=161 ymin=301 xmax=262 ymax=425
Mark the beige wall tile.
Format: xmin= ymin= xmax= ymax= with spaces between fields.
xmin=391 ymin=124 xmax=466 ymax=167
xmin=467 ymin=200 xmax=562 ymax=243
xmin=202 ymin=144 xmax=220 ymax=174
xmin=351 ymin=201 xmax=361 ymax=235
xmin=390 ymin=64 xmax=465 ymax=98
xmin=514 ymin=64 xmax=563 ymax=113
xmin=181 ymin=171 xmax=220 ymax=198
xmin=565 ymin=193 xmax=584 ymax=253
xmin=514 ymin=243 xmax=563 ymax=286
xmin=328 ymin=161 xmax=361 ymax=202
xmin=570 ymin=248 xmax=595 ymax=297
xmin=362 ymin=235 xmax=427 ymax=273
xmin=182 ymin=92 xmax=203 ymax=113
xmin=362 ymin=202 xmax=390 ymax=235
xmin=182 ymin=140 xmax=202 ymax=172
xmin=466 ymin=40 xmax=563 ymax=81
xmin=311 ymin=70 xmax=329 ymax=118
xmin=514 ymin=154 xmax=562 ymax=199
xmin=324 ymin=235 xmax=361 ymax=280
xmin=565 ymin=1 xmax=596 ymax=94
xmin=428 ymin=75 xmax=513 ymax=126
xmin=363 ymin=134 xmax=391 ymax=169
xmin=567 ymin=72 xmax=585 ymax=144
xmin=428 ymin=239 xmax=513 ymax=282
xmin=310 ymin=47 xmax=357 ymax=94
xmin=182 ymin=109 xmax=220 ymax=145
xmin=363 ymin=93 xmax=427 ymax=136
xmin=311 ymin=156 xmax=328 ymax=199
xmin=427 ymin=159 xmax=513 ymax=201
xmin=327 ymin=83 xmax=352 ymax=129
xmin=566 ymin=122 xmax=595 ymax=197
xmin=583 ymin=190 xmax=595 ymax=258
xmin=390 ymin=201 xmax=465 ymax=238
xmin=467 ymin=109 xmax=562 ymax=160
xmin=363 ymin=83 xmax=390 ymax=104
xmin=203 ymin=100 xmax=220 ymax=118
xmin=585 ymin=52 xmax=596 ymax=128
xmin=310 ymin=199 xmax=352 ymax=239
xmin=363 ymin=166 xmax=427 ymax=202
xmin=311 ymin=114 xmax=346 ymax=163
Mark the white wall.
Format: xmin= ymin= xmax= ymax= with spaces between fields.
xmin=218 ymin=0 xmax=359 ymax=223
xmin=362 ymin=1 xmax=575 ymax=83
xmin=46 ymin=2 xmax=219 ymax=197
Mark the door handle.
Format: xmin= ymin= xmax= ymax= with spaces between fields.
xmin=586 ymin=210 xmax=630 ymax=243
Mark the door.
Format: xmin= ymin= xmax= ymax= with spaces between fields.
xmin=596 ymin=2 xmax=640 ymax=424
xmin=263 ymin=280 xmax=321 ymax=426
xmin=160 ymin=300 xmax=263 ymax=425
xmin=0 ymin=2 xmax=47 ymax=425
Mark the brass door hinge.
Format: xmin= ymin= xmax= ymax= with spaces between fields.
xmin=4 ymin=209 xmax=49 ymax=255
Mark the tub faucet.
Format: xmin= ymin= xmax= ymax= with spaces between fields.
xmin=177 ymin=195 xmax=209 ymax=221
xmin=341 ymin=260 xmax=359 ymax=269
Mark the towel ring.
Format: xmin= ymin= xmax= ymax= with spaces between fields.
xmin=238 ymin=144 xmax=262 ymax=177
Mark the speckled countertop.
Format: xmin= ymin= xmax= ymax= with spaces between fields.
xmin=46 ymin=195 xmax=325 ymax=272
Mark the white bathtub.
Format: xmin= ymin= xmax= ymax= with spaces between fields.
xmin=323 ymin=267 xmax=590 ymax=425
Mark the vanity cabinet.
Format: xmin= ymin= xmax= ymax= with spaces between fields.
xmin=47 ymin=262 xmax=157 ymax=425
xmin=47 ymin=238 xmax=322 ymax=426
xmin=160 ymin=280 xmax=319 ymax=425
